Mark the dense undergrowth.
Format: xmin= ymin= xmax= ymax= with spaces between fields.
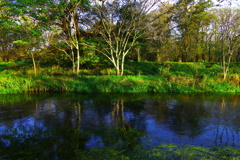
xmin=0 ymin=61 xmax=239 ymax=94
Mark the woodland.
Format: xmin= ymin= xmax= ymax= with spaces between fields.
xmin=0 ymin=0 xmax=240 ymax=93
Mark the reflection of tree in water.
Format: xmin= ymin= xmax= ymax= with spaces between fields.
xmin=0 ymin=96 xmax=88 ymax=159
xmin=2 ymin=93 xmax=240 ymax=159
xmin=81 ymin=95 xmax=147 ymax=151
xmin=161 ymin=95 xmax=240 ymax=146
xmin=211 ymin=96 xmax=240 ymax=147
xmin=166 ymin=100 xmax=209 ymax=138
xmin=99 ymin=98 xmax=145 ymax=150
xmin=146 ymin=95 xmax=210 ymax=138
xmin=33 ymin=94 xmax=146 ymax=155
xmin=215 ymin=96 xmax=240 ymax=128
xmin=214 ymin=126 xmax=240 ymax=147
xmin=144 ymin=95 xmax=237 ymax=148
xmin=111 ymin=99 xmax=126 ymax=126
xmin=39 ymin=99 xmax=88 ymax=153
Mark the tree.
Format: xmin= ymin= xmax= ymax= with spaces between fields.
xmin=13 ymin=15 xmax=48 ymax=76
xmin=143 ymin=2 xmax=175 ymax=62
xmin=1 ymin=0 xmax=50 ymax=74
xmin=84 ymin=0 xmax=159 ymax=76
xmin=173 ymin=0 xmax=213 ymax=62
xmin=214 ymin=8 xmax=240 ymax=79
xmin=0 ymin=0 xmax=20 ymax=61
xmin=3 ymin=0 xmax=90 ymax=74
xmin=48 ymin=0 xmax=90 ymax=74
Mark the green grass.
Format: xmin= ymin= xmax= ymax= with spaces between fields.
xmin=0 ymin=74 xmax=239 ymax=94
xmin=0 ymin=61 xmax=239 ymax=94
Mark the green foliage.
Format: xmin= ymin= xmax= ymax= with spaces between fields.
xmin=0 ymin=62 xmax=239 ymax=94
xmin=0 ymin=75 xmax=31 ymax=94
xmin=13 ymin=40 xmax=29 ymax=45
xmin=0 ymin=62 xmax=14 ymax=71
xmin=125 ymin=61 xmax=162 ymax=75
xmin=1 ymin=0 xmax=240 ymax=74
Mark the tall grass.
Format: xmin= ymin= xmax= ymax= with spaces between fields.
xmin=0 ymin=75 xmax=31 ymax=94
xmin=0 ymin=62 xmax=239 ymax=94
xmin=0 ymin=74 xmax=239 ymax=94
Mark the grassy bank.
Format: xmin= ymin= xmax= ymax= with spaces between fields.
xmin=0 ymin=62 xmax=239 ymax=94
xmin=0 ymin=74 xmax=239 ymax=94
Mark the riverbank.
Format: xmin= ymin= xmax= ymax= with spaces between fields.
xmin=0 ymin=62 xmax=239 ymax=94
xmin=0 ymin=74 xmax=239 ymax=94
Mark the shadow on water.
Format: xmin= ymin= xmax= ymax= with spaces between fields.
xmin=0 ymin=93 xmax=240 ymax=159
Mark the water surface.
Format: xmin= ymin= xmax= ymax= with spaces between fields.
xmin=0 ymin=93 xmax=240 ymax=159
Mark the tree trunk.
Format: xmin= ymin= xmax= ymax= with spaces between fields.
xmin=181 ymin=53 xmax=187 ymax=62
xmin=223 ymin=51 xmax=233 ymax=80
xmin=71 ymin=47 xmax=76 ymax=74
xmin=72 ymin=61 xmax=76 ymax=74
xmin=76 ymin=45 xmax=80 ymax=75
xmin=115 ymin=65 xmax=120 ymax=76
xmin=208 ymin=46 xmax=211 ymax=62
xmin=137 ymin=48 xmax=141 ymax=62
xmin=31 ymin=52 xmax=37 ymax=76
xmin=120 ymin=56 xmax=126 ymax=76
xmin=236 ymin=48 xmax=240 ymax=62
xmin=222 ymin=54 xmax=226 ymax=79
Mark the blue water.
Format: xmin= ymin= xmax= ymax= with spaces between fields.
xmin=0 ymin=93 xmax=240 ymax=159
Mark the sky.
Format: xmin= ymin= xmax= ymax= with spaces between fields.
xmin=163 ymin=0 xmax=239 ymax=8
xmin=212 ymin=0 xmax=239 ymax=8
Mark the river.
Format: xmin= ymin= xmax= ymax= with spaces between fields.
xmin=0 ymin=93 xmax=240 ymax=159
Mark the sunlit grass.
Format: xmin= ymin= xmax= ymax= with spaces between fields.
xmin=0 ymin=62 xmax=239 ymax=94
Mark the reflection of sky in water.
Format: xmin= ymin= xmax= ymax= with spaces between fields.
xmin=85 ymin=135 xmax=104 ymax=148
xmin=13 ymin=117 xmax=46 ymax=133
xmin=1 ymin=112 xmax=236 ymax=148
xmin=0 ymin=117 xmax=46 ymax=135
xmin=197 ymin=125 xmax=240 ymax=147
xmin=167 ymin=99 xmax=177 ymax=110
xmin=0 ymin=94 xmax=240 ymax=149
xmin=142 ymin=114 xmax=240 ymax=148
xmin=0 ymin=116 xmax=46 ymax=146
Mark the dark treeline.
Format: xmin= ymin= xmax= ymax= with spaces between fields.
xmin=0 ymin=0 xmax=239 ymax=76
